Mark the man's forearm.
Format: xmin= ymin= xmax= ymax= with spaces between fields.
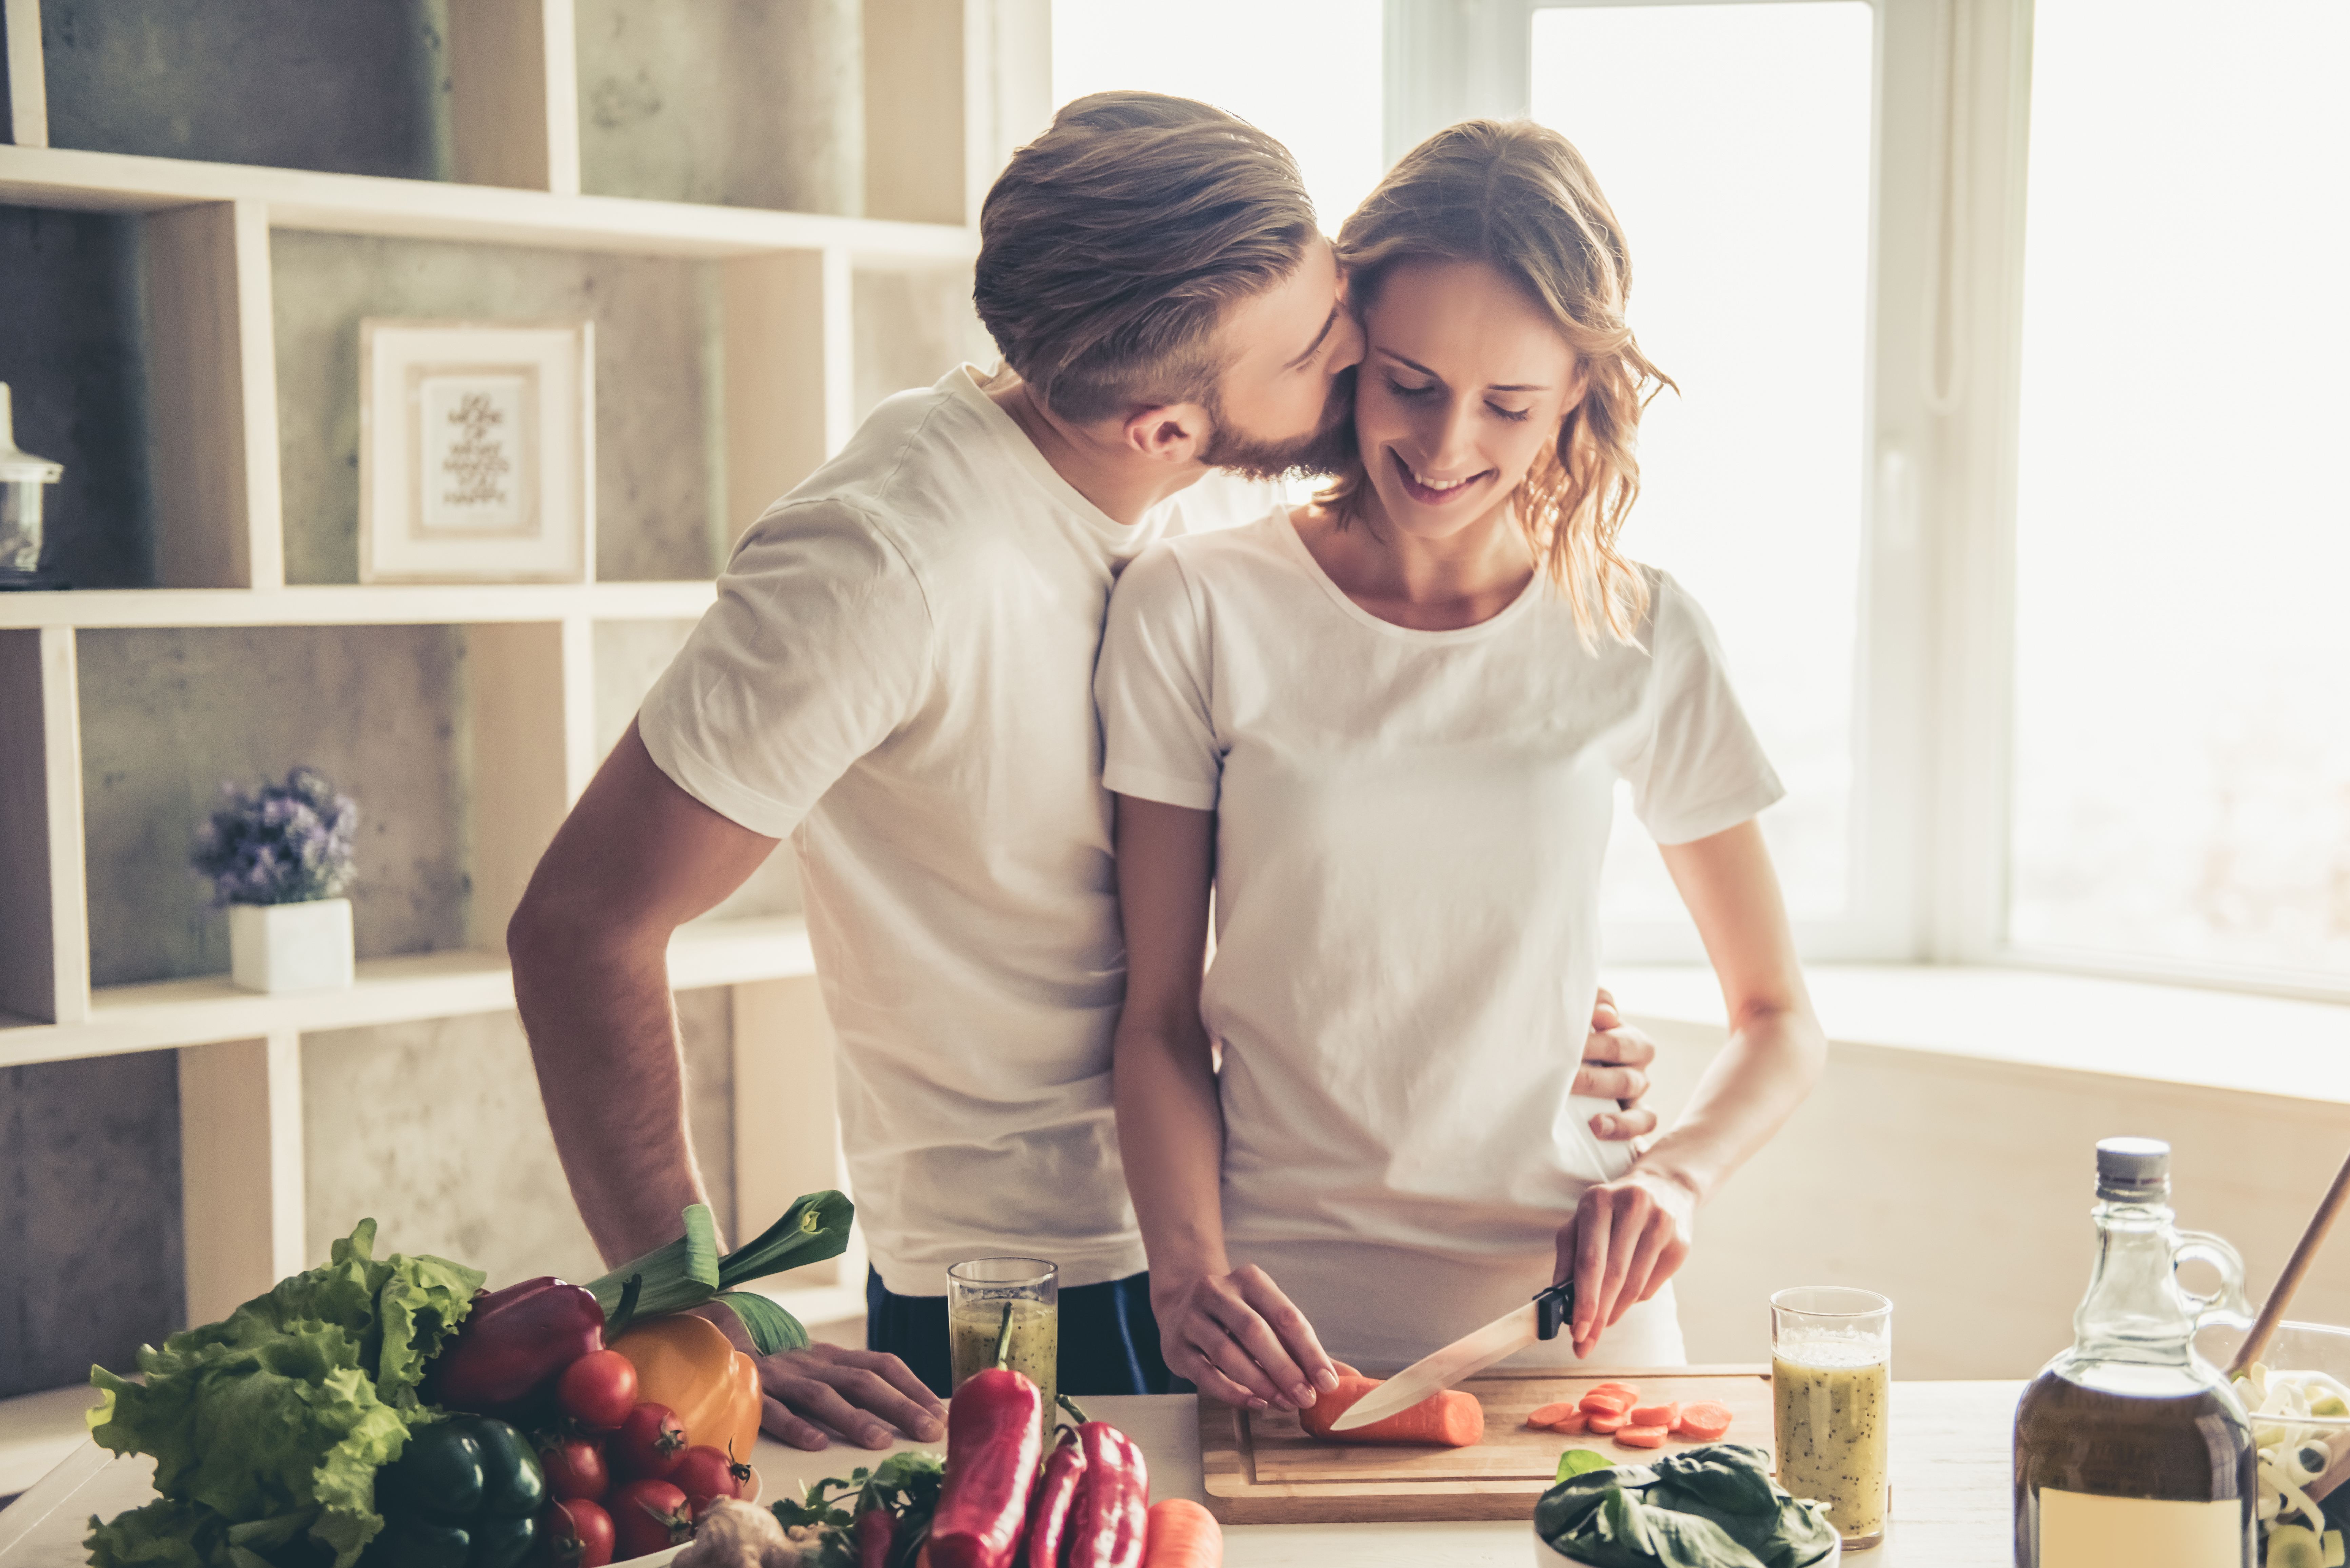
xmin=1112 ymin=1022 xmax=1230 ymax=1282
xmin=515 ymin=924 xmax=716 ymax=1267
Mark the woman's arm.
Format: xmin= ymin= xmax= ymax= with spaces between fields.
xmin=1112 ymin=795 xmax=1341 ymax=1410
xmin=1557 ymin=817 xmax=1828 ymax=1353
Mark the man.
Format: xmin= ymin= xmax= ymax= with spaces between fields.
xmin=509 ymin=92 xmax=1659 ymax=1451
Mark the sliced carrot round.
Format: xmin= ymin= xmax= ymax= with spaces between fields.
xmin=1673 ymin=1402 xmax=1734 ymax=1442
xmin=1584 ymin=1411 xmax=1631 ymax=1434
xmin=1544 ymin=1411 xmax=1591 ymax=1435
xmin=1578 ymin=1392 xmax=1633 ymax=1417
xmin=1586 ymin=1382 xmax=1640 ymax=1400
xmin=1614 ymin=1424 xmax=1672 ymax=1448
xmin=1527 ymin=1403 xmax=1580 ymax=1427
xmin=1627 ymin=1401 xmax=1681 ymax=1428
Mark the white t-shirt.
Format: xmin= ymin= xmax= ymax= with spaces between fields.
xmin=638 ymin=366 xmax=1277 ymax=1293
xmin=1094 ymin=509 xmax=1783 ymax=1371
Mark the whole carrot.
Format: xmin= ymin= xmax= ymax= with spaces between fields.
xmin=1140 ymin=1498 xmax=1221 ymax=1567
xmin=1297 ymin=1376 xmax=1484 ymax=1447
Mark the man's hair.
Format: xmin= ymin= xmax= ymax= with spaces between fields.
xmin=974 ymin=92 xmax=1319 ymax=425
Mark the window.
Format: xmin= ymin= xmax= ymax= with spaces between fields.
xmin=2007 ymin=0 xmax=2350 ymax=987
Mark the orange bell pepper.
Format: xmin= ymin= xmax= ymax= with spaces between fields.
xmin=608 ymin=1313 xmax=762 ymax=1460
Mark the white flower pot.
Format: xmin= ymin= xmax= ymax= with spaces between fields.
xmin=229 ymin=898 xmax=355 ymax=994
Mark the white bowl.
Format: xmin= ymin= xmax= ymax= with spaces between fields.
xmin=1535 ymin=1527 xmax=1844 ymax=1565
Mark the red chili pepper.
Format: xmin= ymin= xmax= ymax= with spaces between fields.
xmin=928 ymin=1367 xmax=1043 ymax=1568
xmin=1021 ymin=1426 xmax=1089 ymax=1568
xmin=1063 ymin=1423 xmax=1147 ymax=1568
xmin=433 ymin=1276 xmax=607 ymax=1412
xmin=855 ymin=1507 xmax=895 ymax=1568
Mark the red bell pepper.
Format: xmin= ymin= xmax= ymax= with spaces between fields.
xmin=434 ymin=1276 xmax=606 ymax=1412
xmin=1063 ymin=1423 xmax=1147 ymax=1568
xmin=1021 ymin=1426 xmax=1089 ymax=1568
xmin=927 ymin=1367 xmax=1043 ymax=1568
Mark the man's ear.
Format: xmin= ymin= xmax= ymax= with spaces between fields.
xmin=1118 ymin=402 xmax=1214 ymax=465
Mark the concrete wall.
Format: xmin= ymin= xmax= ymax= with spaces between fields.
xmin=0 ymin=1051 xmax=184 ymax=1399
xmin=271 ymin=232 xmax=721 ymax=586
xmin=301 ymin=988 xmax=736 ymax=1287
xmin=40 ymin=0 xmax=453 ymax=181
xmin=77 ymin=625 xmax=469 ymax=988
xmin=576 ymin=0 xmax=864 ymax=215
xmin=853 ymin=264 xmax=996 ymax=421
xmin=0 ymin=205 xmax=155 ymax=588
xmin=1641 ymin=1017 xmax=2350 ymax=1378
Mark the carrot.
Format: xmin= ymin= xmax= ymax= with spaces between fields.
xmin=1527 ymin=1403 xmax=1580 ymax=1427
xmin=1627 ymin=1401 xmax=1680 ymax=1429
xmin=1587 ymin=1382 xmax=1639 ymax=1400
xmin=1674 ymin=1402 xmax=1734 ymax=1442
xmin=1298 ymin=1376 xmax=1486 ymax=1448
xmin=1142 ymin=1497 xmax=1223 ymax=1567
xmin=1614 ymin=1424 xmax=1671 ymax=1449
xmin=1544 ymin=1411 xmax=1590 ymax=1435
xmin=1578 ymin=1392 xmax=1632 ymax=1417
xmin=1584 ymin=1411 xmax=1630 ymax=1434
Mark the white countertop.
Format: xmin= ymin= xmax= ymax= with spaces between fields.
xmin=1 ymin=1384 xmax=2016 ymax=1568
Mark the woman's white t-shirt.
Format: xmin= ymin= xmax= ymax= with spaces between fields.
xmin=1094 ymin=509 xmax=1783 ymax=1372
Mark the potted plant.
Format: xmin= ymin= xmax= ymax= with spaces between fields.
xmin=191 ymin=766 xmax=360 ymax=994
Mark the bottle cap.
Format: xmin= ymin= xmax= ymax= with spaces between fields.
xmin=2096 ymin=1136 xmax=2171 ymax=1199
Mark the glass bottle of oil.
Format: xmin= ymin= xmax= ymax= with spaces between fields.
xmin=2014 ymin=1138 xmax=2255 ymax=1566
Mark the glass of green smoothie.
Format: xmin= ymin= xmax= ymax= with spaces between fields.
xmin=1772 ymin=1285 xmax=1893 ymax=1551
xmin=947 ymin=1257 xmax=1058 ymax=1446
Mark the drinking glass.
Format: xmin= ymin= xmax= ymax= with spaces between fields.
xmin=947 ymin=1257 xmax=1058 ymax=1445
xmin=1772 ymin=1286 xmax=1893 ymax=1550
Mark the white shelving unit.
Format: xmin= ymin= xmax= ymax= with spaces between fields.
xmin=0 ymin=0 xmax=1034 ymax=1353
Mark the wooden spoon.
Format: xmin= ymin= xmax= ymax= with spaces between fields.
xmin=2229 ymin=1147 xmax=2350 ymax=1378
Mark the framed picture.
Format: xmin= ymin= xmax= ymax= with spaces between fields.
xmin=359 ymin=320 xmax=595 ymax=583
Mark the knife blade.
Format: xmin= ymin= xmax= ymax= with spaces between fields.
xmin=1327 ymin=1278 xmax=1574 ymax=1432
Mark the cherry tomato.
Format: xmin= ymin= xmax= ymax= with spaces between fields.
xmin=609 ymin=1479 xmax=693 ymax=1561
xmin=556 ymin=1350 xmax=639 ymax=1430
xmin=667 ymin=1446 xmax=742 ymax=1514
xmin=539 ymin=1499 xmax=614 ymax=1568
xmin=613 ymin=1403 xmax=687 ymax=1482
xmin=537 ymin=1434 xmax=609 ymax=1503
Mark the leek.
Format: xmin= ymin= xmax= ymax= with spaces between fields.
xmin=583 ymin=1192 xmax=855 ymax=1354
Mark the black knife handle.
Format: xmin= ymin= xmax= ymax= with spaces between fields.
xmin=1534 ymin=1278 xmax=1575 ymax=1341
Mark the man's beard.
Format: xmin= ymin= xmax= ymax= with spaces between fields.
xmin=1199 ymin=366 xmax=1360 ymax=484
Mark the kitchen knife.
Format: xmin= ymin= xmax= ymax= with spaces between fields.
xmin=1327 ymin=1278 xmax=1575 ymax=1432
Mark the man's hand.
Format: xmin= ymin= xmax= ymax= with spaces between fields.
xmin=1552 ymin=1167 xmax=1697 ymax=1358
xmin=1150 ymin=1265 xmax=1342 ymax=1412
xmin=1576 ymin=986 xmax=1659 ymax=1141
xmin=701 ymin=1307 xmax=943 ymax=1450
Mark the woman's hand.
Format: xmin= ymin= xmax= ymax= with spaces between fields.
xmin=1151 ymin=1264 xmax=1342 ymax=1411
xmin=1578 ymin=986 xmax=1660 ymax=1141
xmin=1553 ymin=1167 xmax=1698 ymax=1357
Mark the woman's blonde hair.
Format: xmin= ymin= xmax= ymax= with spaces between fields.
xmin=1319 ymin=119 xmax=1674 ymax=646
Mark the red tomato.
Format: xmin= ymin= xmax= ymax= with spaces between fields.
xmin=539 ymin=1499 xmax=614 ymax=1568
xmin=613 ymin=1403 xmax=687 ymax=1482
xmin=668 ymin=1446 xmax=742 ymax=1514
xmin=538 ymin=1434 xmax=609 ymax=1503
xmin=609 ymin=1479 xmax=693 ymax=1561
xmin=556 ymin=1350 xmax=640 ymax=1430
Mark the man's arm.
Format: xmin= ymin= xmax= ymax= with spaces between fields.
xmin=510 ymin=719 xmax=771 ymax=1265
xmin=508 ymin=721 xmax=945 ymax=1449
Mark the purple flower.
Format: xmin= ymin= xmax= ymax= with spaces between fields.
xmin=190 ymin=767 xmax=361 ymax=907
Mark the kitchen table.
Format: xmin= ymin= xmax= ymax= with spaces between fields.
xmin=0 ymin=1381 xmax=2019 ymax=1568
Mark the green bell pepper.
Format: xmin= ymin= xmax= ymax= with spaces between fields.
xmin=367 ymin=1416 xmax=546 ymax=1568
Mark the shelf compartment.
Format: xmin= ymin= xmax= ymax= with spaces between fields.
xmin=0 ymin=915 xmax=813 ymax=1069
xmin=0 ymin=581 xmax=719 ymax=631
xmin=0 ymin=627 xmax=87 ymax=1026
xmin=0 ymin=144 xmax=976 ymax=262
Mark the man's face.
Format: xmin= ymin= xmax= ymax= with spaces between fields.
xmin=1197 ymin=238 xmax=1365 ymax=480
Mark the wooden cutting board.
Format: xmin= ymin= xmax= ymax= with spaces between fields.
xmin=1200 ymin=1364 xmax=1774 ymax=1523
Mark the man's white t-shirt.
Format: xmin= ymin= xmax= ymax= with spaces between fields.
xmin=638 ymin=366 xmax=1276 ymax=1294
xmin=1094 ymin=509 xmax=1784 ymax=1371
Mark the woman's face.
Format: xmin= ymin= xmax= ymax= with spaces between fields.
xmin=1353 ymin=259 xmax=1582 ymax=546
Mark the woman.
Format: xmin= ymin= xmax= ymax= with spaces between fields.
xmin=1094 ymin=119 xmax=1828 ymax=1412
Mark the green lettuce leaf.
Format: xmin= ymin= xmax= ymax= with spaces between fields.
xmin=86 ymin=1221 xmax=484 ymax=1568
